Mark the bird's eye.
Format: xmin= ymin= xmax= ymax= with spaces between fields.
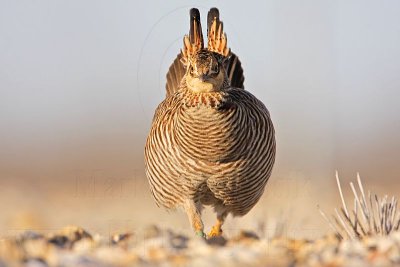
xmin=189 ymin=66 xmax=195 ymax=74
xmin=212 ymin=64 xmax=219 ymax=73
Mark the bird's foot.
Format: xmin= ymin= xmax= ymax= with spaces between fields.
xmin=208 ymin=225 xmax=223 ymax=238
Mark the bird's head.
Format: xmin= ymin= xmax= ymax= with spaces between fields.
xmin=180 ymin=8 xmax=231 ymax=93
xmin=185 ymin=50 xmax=227 ymax=93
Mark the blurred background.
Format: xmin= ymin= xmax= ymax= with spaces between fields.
xmin=1 ymin=0 xmax=399 ymax=239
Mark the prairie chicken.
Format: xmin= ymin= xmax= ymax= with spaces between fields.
xmin=144 ymin=8 xmax=276 ymax=237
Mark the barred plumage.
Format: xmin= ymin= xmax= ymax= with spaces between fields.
xmin=144 ymin=8 xmax=275 ymax=237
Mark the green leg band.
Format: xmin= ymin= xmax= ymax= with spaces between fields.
xmin=195 ymin=230 xmax=206 ymax=238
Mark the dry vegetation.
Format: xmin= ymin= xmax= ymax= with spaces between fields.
xmin=319 ymin=173 xmax=400 ymax=239
xmin=1 ymin=224 xmax=400 ymax=266
xmin=1 ymin=174 xmax=400 ymax=267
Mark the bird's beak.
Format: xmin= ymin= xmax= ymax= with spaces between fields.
xmin=199 ymin=74 xmax=208 ymax=82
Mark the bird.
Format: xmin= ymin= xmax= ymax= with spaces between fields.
xmin=144 ymin=8 xmax=276 ymax=238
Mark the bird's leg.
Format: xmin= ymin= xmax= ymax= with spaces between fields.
xmin=208 ymin=211 xmax=227 ymax=238
xmin=183 ymin=199 xmax=205 ymax=238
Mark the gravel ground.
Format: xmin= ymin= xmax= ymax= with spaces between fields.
xmin=1 ymin=225 xmax=400 ymax=267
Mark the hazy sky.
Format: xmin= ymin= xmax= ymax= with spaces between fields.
xmin=1 ymin=0 xmax=400 ymax=185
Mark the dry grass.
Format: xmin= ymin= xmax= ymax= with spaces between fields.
xmin=319 ymin=172 xmax=400 ymax=240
